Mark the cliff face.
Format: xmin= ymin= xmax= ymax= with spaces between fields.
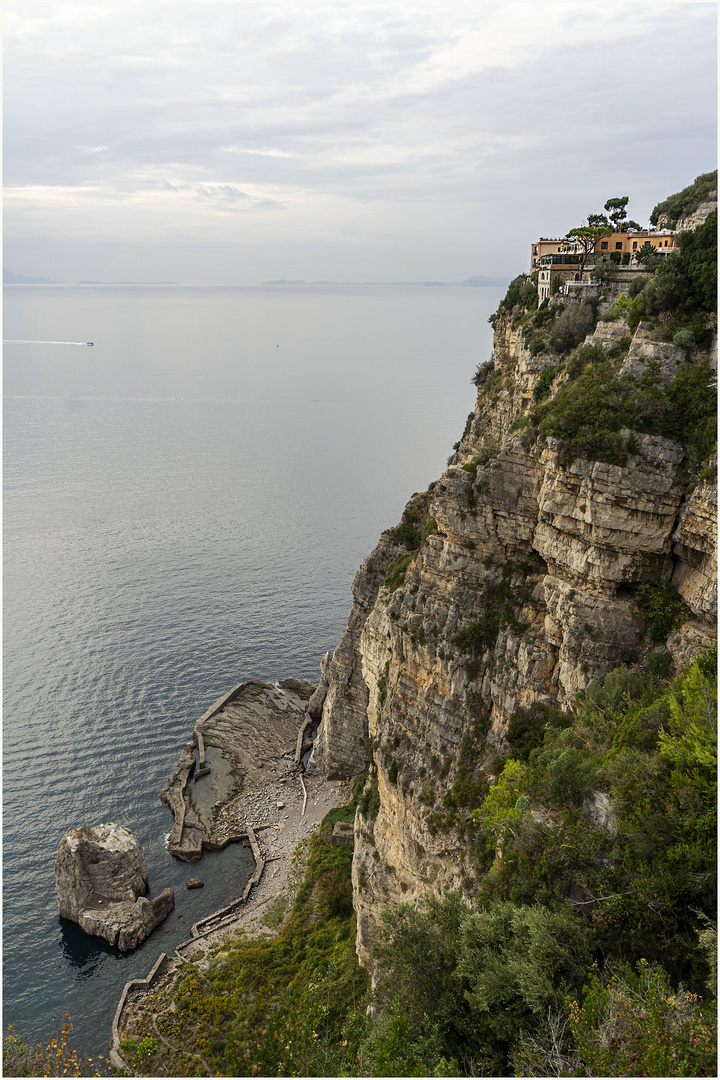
xmin=310 ymin=300 xmax=717 ymax=975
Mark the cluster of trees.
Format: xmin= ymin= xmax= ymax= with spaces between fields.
xmin=368 ymin=645 xmax=717 ymax=1076
xmin=72 ymin=643 xmax=714 ymax=1078
xmin=565 ymin=196 xmax=643 ymax=274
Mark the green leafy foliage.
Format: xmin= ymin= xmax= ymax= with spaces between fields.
xmin=627 ymin=211 xmax=717 ymax=348
xmin=548 ymin=300 xmax=598 ymax=354
xmin=370 ymin=893 xmax=594 ymax=1076
xmin=526 ymin=343 xmax=716 ymax=467
xmin=383 ymin=496 xmax=438 ymax=592
xmin=634 ymin=580 xmax=690 ymax=642
xmin=567 ymin=960 xmax=717 ymax=1077
xmin=532 ymin=364 xmax=558 ymax=402
xmin=506 ymin=700 xmax=571 ymax=762
xmin=454 ymin=561 xmax=532 ymax=665
xmin=489 ymin=274 xmax=538 ymax=327
xmin=124 ymin=811 xmax=370 ymax=1077
xmin=650 ymin=169 xmax=717 ymax=227
xmin=383 ymin=550 xmax=416 ymax=592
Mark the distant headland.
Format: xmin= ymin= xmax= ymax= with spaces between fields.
xmin=262 ymin=275 xmax=511 ymax=287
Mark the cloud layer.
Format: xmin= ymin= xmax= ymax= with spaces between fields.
xmin=4 ymin=2 xmax=717 ymax=283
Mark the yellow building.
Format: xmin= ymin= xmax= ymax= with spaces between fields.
xmin=594 ymin=230 xmax=675 ymax=255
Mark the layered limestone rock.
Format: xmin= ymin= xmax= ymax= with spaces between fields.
xmin=655 ymin=188 xmax=716 ymax=232
xmin=670 ymin=195 xmax=717 ymax=233
xmin=309 ymin=302 xmax=717 ymax=979
xmin=55 ymin=823 xmax=173 ymax=951
xmin=672 ymin=470 xmax=718 ymax=622
xmin=311 ymin=537 xmax=401 ymax=779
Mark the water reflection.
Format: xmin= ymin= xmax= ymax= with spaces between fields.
xmin=57 ymin=917 xmax=120 ymax=977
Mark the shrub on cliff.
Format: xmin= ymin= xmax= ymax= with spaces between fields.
xmin=650 ymin=169 xmax=717 ymax=227
xmin=370 ymin=893 xmax=593 ymax=1076
xmin=547 ymin=299 xmax=598 ymax=354
xmin=514 ymin=959 xmax=717 ymax=1077
xmin=489 ymin=274 xmax=538 ymax=327
xmin=527 ymin=350 xmax=716 ymax=467
xmin=622 ymin=211 xmax=717 ymax=347
xmin=476 ymin=647 xmax=717 ymax=993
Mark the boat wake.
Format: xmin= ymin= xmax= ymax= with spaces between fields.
xmin=4 ymin=340 xmax=93 ymax=345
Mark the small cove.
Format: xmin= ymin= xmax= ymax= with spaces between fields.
xmin=3 ymin=283 xmax=502 ymax=1057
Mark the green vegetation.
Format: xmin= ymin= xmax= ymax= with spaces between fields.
xmin=383 ymin=550 xmax=416 ymax=592
xmin=524 ymin=347 xmax=716 ymax=467
xmin=489 ymin=274 xmax=538 ymax=327
xmin=365 ymin=646 xmax=717 ymax=1076
xmin=383 ymin=495 xmax=437 ymax=592
xmin=634 ymin=580 xmax=690 ymax=642
xmin=629 ymin=211 xmax=718 ymax=348
xmin=118 ymin=812 xmax=370 ymax=1077
xmin=371 ymin=893 xmax=593 ymax=1076
xmin=3 ymin=1016 xmax=106 ymax=1077
xmin=454 ymin=561 xmax=534 ymax=675
xmin=516 ymin=960 xmax=717 ymax=1077
xmin=650 ymin=169 xmax=718 ymax=227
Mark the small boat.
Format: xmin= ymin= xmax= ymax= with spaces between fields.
xmin=86 ymin=342 xmax=94 ymax=346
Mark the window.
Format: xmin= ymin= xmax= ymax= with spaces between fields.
xmin=644 ymin=241 xmax=651 ymax=248
xmin=600 ymin=241 xmax=608 ymax=250
xmin=615 ymin=242 xmax=623 ymax=250
xmin=532 ymin=246 xmax=538 ymax=255
xmin=632 ymin=241 xmax=637 ymax=250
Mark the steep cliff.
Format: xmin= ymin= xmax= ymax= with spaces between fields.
xmin=310 ymin=215 xmax=717 ymax=975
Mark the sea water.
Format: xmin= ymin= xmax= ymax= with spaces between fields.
xmin=3 ymin=283 xmax=503 ymax=1057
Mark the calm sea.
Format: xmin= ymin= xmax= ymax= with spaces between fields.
xmin=3 ymin=283 xmax=503 ymax=1058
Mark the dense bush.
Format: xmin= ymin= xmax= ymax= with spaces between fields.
xmin=526 ymin=348 xmax=716 ymax=467
xmin=548 ymin=300 xmax=598 ymax=353
xmin=532 ymin=364 xmax=558 ymax=403
xmin=515 ymin=960 xmax=717 ymax=1077
xmin=489 ymin=274 xmax=538 ymax=327
xmin=628 ymin=211 xmax=717 ymax=348
xmin=506 ymin=700 xmax=570 ymax=762
xmin=477 ymin=648 xmax=717 ymax=991
xmin=634 ymin=580 xmax=690 ymax=642
xmin=371 ymin=893 xmax=593 ymax=1076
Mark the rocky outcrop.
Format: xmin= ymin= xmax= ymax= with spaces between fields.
xmin=162 ymin=679 xmax=313 ymax=859
xmin=672 ymin=471 xmax=718 ymax=622
xmin=672 ymin=195 xmax=717 ymax=233
xmin=307 ymin=651 xmax=332 ymax=718
xmin=55 ymin=824 xmax=173 ymax=951
xmin=621 ymin=322 xmax=687 ymax=384
xmin=310 ymin=536 xmax=401 ymax=778
xmin=309 ymin=301 xmax=717 ymax=978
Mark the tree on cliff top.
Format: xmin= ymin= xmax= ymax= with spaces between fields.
xmin=603 ymin=196 xmax=641 ymax=232
xmin=566 ymin=195 xmax=643 ymax=274
xmin=564 ymin=222 xmax=611 ymax=275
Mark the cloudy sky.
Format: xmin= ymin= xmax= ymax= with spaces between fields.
xmin=3 ymin=0 xmax=717 ymax=284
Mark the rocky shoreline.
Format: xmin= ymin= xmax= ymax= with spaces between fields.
xmin=111 ymin=675 xmax=349 ymax=1070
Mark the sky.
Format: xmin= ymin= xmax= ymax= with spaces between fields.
xmin=3 ymin=0 xmax=717 ymax=285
